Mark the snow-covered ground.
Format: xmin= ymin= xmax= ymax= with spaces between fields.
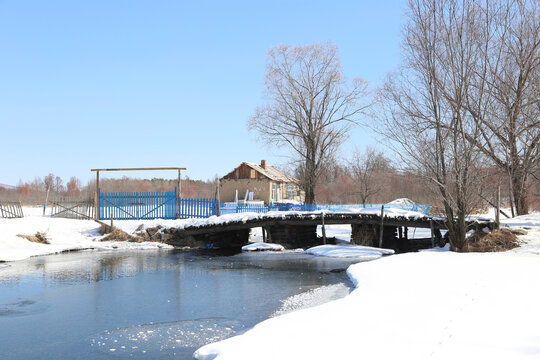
xmin=1 ymin=207 xmax=398 ymax=262
xmin=0 ymin=207 xmax=172 ymax=262
xmin=194 ymin=212 xmax=540 ymax=360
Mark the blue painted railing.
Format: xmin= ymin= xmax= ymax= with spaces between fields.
xmin=99 ymin=190 xmax=177 ymax=220
xmin=220 ymin=202 xmax=431 ymax=216
xmin=179 ymin=198 xmax=218 ymax=219
xmin=99 ymin=190 xmax=430 ymax=220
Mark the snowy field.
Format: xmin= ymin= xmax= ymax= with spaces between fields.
xmin=193 ymin=212 xmax=540 ymax=360
xmin=0 ymin=207 xmax=172 ymax=262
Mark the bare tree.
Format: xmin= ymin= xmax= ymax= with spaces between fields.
xmin=249 ymin=43 xmax=370 ymax=204
xmin=54 ymin=176 xmax=64 ymax=193
xmin=379 ymin=0 xmax=488 ymax=251
xmin=43 ymin=173 xmax=54 ymax=192
xmin=66 ymin=177 xmax=81 ymax=197
xmin=348 ymin=147 xmax=390 ymax=205
xmin=464 ymin=0 xmax=540 ymax=215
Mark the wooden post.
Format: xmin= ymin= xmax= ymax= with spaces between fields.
xmin=43 ymin=187 xmax=50 ymax=216
xmin=176 ymin=170 xmax=181 ymax=219
xmin=110 ymin=214 xmax=114 ymax=231
xmin=496 ymin=186 xmax=501 ymax=230
xmin=321 ymin=212 xmax=327 ymax=244
xmin=95 ymin=170 xmax=100 ymax=220
xmin=217 ymin=179 xmax=221 ymax=216
xmin=378 ymin=205 xmax=384 ymax=248
xmin=430 ymin=219 xmax=434 ymax=247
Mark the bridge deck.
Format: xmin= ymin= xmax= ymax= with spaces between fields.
xmin=161 ymin=211 xmax=495 ymax=250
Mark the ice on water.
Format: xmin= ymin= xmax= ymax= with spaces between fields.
xmin=90 ymin=318 xmax=244 ymax=357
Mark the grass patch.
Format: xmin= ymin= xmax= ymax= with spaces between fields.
xmin=17 ymin=231 xmax=50 ymax=244
xmin=466 ymin=228 xmax=520 ymax=252
xmin=100 ymin=227 xmax=134 ymax=242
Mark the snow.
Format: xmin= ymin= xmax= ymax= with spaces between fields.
xmin=305 ymin=244 xmax=394 ymax=259
xmin=0 ymin=207 xmax=172 ymax=262
xmin=387 ymin=197 xmax=415 ymax=205
xmin=242 ymin=242 xmax=285 ymax=252
xmin=194 ymin=212 xmax=540 ymax=360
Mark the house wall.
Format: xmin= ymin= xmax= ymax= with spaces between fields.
xmin=220 ymin=179 xmax=305 ymax=204
xmin=220 ymin=179 xmax=272 ymax=203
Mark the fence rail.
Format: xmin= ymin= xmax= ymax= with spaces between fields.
xmin=50 ymin=199 xmax=94 ymax=219
xmin=220 ymin=202 xmax=431 ymax=216
xmin=0 ymin=201 xmax=24 ymax=218
xmin=99 ymin=190 xmax=177 ymax=220
xmin=179 ymin=198 xmax=218 ymax=218
xmin=96 ymin=190 xmax=430 ymax=221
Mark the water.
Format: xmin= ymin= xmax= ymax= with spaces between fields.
xmin=0 ymin=249 xmax=363 ymax=359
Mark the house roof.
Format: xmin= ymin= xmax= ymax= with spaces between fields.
xmin=222 ymin=162 xmax=299 ymax=183
xmin=245 ymin=162 xmax=299 ymax=183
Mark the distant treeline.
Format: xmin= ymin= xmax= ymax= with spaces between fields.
xmin=0 ymin=174 xmax=217 ymax=205
xmin=2 ymin=165 xmax=539 ymax=212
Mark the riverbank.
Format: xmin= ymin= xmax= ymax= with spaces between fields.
xmin=194 ymin=212 xmax=540 ymax=360
xmin=0 ymin=207 xmax=395 ymax=262
xmin=0 ymin=207 xmax=172 ymax=262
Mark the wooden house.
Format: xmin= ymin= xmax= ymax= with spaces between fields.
xmin=220 ymin=160 xmax=304 ymax=204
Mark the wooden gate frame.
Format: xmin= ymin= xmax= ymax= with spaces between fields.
xmin=90 ymin=167 xmax=186 ymax=220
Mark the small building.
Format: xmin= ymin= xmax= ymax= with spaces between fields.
xmin=220 ymin=160 xmax=304 ymax=204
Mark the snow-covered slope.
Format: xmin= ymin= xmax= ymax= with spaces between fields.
xmin=194 ymin=213 xmax=540 ymax=360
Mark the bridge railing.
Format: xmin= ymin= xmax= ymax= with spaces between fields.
xmin=97 ymin=191 xmax=430 ymax=220
xmin=220 ymin=202 xmax=431 ymax=216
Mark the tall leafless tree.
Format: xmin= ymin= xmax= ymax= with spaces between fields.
xmin=348 ymin=147 xmax=390 ymax=205
xmin=463 ymin=0 xmax=540 ymax=215
xmin=249 ymin=43 xmax=370 ymax=204
xmin=379 ymin=0 xmax=488 ymax=251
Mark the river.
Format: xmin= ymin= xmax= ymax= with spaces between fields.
xmin=0 ymin=248 xmax=365 ymax=359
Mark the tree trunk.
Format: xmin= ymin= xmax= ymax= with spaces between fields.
xmin=304 ymin=187 xmax=315 ymax=205
xmin=511 ymin=169 xmax=529 ymax=215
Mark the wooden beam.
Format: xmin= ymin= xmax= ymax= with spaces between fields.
xmin=91 ymin=167 xmax=186 ymax=172
xmin=95 ymin=170 xmax=100 ymax=220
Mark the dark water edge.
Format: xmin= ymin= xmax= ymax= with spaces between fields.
xmin=0 ymin=248 xmax=364 ymax=360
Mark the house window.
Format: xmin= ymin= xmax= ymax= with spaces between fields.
xmin=250 ymin=169 xmax=256 ymax=179
xmin=272 ymin=183 xmax=278 ymax=202
xmin=287 ymin=184 xmax=295 ymax=199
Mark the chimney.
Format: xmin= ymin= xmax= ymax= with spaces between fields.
xmin=260 ymin=160 xmax=267 ymax=169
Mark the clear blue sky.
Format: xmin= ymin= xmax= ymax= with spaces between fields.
xmin=0 ymin=0 xmax=406 ymax=186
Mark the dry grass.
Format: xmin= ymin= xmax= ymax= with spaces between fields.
xmin=466 ymin=228 xmax=520 ymax=252
xmin=100 ymin=227 xmax=134 ymax=242
xmin=17 ymin=231 xmax=50 ymax=244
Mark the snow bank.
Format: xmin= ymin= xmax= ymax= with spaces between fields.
xmin=0 ymin=207 xmax=172 ymax=262
xmin=194 ymin=213 xmax=540 ymax=360
xmin=242 ymin=242 xmax=284 ymax=252
xmin=305 ymin=244 xmax=394 ymax=259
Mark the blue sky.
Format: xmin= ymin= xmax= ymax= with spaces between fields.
xmin=0 ymin=0 xmax=406 ymax=186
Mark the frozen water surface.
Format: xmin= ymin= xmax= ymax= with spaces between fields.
xmin=0 ymin=249 xmax=365 ymax=359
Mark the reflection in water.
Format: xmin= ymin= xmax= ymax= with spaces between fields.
xmin=0 ymin=249 xmax=176 ymax=287
xmin=0 ymin=249 xmax=363 ymax=360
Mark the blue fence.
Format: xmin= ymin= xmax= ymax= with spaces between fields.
xmin=99 ymin=190 xmax=220 ymax=220
xmin=219 ymin=202 xmax=431 ymax=216
xmin=179 ymin=198 xmax=218 ymax=219
xmin=99 ymin=190 xmax=177 ymax=220
xmin=99 ymin=190 xmax=430 ymax=220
